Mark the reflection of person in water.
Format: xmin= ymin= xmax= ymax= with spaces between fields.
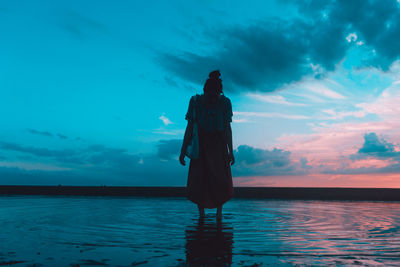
xmin=180 ymin=70 xmax=234 ymax=219
xmin=185 ymin=218 xmax=234 ymax=266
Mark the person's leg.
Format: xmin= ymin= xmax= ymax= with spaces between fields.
xmin=198 ymin=204 xmax=205 ymax=217
xmin=216 ymin=205 xmax=222 ymax=219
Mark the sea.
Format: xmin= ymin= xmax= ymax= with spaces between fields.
xmin=1 ymin=195 xmax=400 ymax=266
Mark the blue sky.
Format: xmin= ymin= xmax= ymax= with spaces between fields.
xmin=2 ymin=0 xmax=400 ymax=187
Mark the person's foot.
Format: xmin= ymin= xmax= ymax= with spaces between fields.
xmin=198 ymin=206 xmax=205 ymax=218
xmin=199 ymin=210 xmax=205 ymax=218
xmin=216 ymin=206 xmax=222 ymax=220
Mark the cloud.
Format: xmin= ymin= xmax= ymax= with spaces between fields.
xmin=0 ymin=142 xmax=139 ymax=167
xmin=85 ymin=145 xmax=140 ymax=170
xmin=346 ymin=33 xmax=358 ymax=43
xmin=0 ymin=140 xmax=308 ymax=185
xmin=0 ymin=140 xmax=187 ymax=186
xmin=159 ymin=19 xmax=316 ymax=92
xmin=232 ymin=145 xmax=306 ymax=176
xmin=164 ymin=76 xmax=179 ymax=87
xmin=156 ymin=139 xmax=181 ymax=160
xmin=302 ymin=82 xmax=345 ymax=99
xmin=0 ymin=142 xmax=77 ymax=159
xmin=247 ymin=93 xmax=307 ymax=106
xmin=0 ymin=161 xmax=71 ymax=171
xmin=159 ymin=114 xmax=173 ymax=126
xmin=275 ymin=77 xmax=400 ymax=175
xmin=0 ymin=166 xmax=84 ymax=186
xmin=276 ymin=121 xmax=395 ymax=175
xmin=300 ymin=157 xmax=312 ymax=169
xmin=151 ymin=128 xmax=185 ymax=136
xmin=326 ymin=132 xmax=400 ymax=174
xmin=57 ymin=133 xmax=68 ymax=140
xmin=232 ymin=118 xmax=250 ymax=123
xmin=357 ymin=79 xmax=400 ymax=119
xmin=61 ymin=10 xmax=108 ymax=39
xmin=281 ymin=129 xmax=400 ymax=175
xmin=235 ymin=145 xmax=290 ymax=165
xmin=348 ymin=133 xmax=400 ymax=163
xmin=293 ymin=0 xmax=400 ymax=70
xmin=26 ymin=128 xmax=53 ymax=137
xmin=26 ymin=128 xmax=70 ymax=140
xmin=321 ymin=109 xmax=366 ymax=120
xmin=234 ymin=111 xmax=309 ymax=120
xmin=358 ymin=133 xmax=396 ymax=156
xmin=160 ymin=0 xmax=400 ymax=93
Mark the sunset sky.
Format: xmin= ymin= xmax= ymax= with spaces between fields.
xmin=2 ymin=0 xmax=400 ymax=187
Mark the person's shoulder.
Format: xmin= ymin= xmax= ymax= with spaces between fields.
xmin=220 ymin=95 xmax=231 ymax=105
xmin=220 ymin=95 xmax=230 ymax=101
xmin=190 ymin=94 xmax=202 ymax=101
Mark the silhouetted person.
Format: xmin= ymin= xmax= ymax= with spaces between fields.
xmin=180 ymin=70 xmax=234 ymax=219
xmin=185 ymin=217 xmax=233 ymax=266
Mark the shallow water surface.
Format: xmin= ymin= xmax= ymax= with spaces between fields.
xmin=1 ymin=196 xmax=400 ymax=266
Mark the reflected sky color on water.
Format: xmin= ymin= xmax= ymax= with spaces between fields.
xmin=1 ymin=196 xmax=400 ymax=266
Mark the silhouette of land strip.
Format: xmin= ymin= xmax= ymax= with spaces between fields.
xmin=1 ymin=186 xmax=400 ymax=201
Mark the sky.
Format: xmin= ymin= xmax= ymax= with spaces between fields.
xmin=2 ymin=0 xmax=400 ymax=187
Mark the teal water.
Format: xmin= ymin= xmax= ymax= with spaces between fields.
xmin=1 ymin=196 xmax=400 ymax=266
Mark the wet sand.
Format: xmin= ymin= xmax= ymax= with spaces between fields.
xmin=1 ymin=185 xmax=400 ymax=201
xmin=1 ymin=195 xmax=400 ymax=266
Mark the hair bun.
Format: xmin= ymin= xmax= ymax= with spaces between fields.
xmin=209 ymin=70 xmax=221 ymax=80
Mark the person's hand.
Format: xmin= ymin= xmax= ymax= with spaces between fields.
xmin=179 ymin=152 xmax=186 ymax=166
xmin=228 ymin=153 xmax=235 ymax=166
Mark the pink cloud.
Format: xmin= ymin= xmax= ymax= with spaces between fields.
xmin=348 ymin=158 xmax=394 ymax=169
xmin=265 ymin=81 xmax=400 ymax=183
xmin=357 ymin=81 xmax=400 ymax=119
xmin=277 ymin=122 xmax=400 ymax=175
xmin=232 ymin=79 xmax=400 ymax=187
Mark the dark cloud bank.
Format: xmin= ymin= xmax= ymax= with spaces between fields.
xmin=160 ymin=0 xmax=400 ymax=92
xmin=4 ymin=133 xmax=400 ymax=185
xmin=0 ymin=140 xmax=307 ymax=185
xmin=233 ymin=145 xmax=308 ymax=176
xmin=27 ymin=128 xmax=69 ymax=140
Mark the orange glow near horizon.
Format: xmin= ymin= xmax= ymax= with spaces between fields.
xmin=233 ymin=173 xmax=400 ymax=188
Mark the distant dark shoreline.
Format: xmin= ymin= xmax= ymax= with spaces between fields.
xmin=1 ymin=186 xmax=400 ymax=201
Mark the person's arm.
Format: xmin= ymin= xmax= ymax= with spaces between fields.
xmin=180 ymin=96 xmax=196 ymax=166
xmin=179 ymin=121 xmax=193 ymax=166
xmin=225 ymin=122 xmax=235 ymax=165
xmin=225 ymin=98 xmax=234 ymax=165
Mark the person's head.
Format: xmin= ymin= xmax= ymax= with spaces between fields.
xmin=203 ymin=70 xmax=223 ymax=97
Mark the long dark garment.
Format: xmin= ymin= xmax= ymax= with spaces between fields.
xmin=186 ymin=127 xmax=234 ymax=208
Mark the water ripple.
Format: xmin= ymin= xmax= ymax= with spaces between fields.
xmin=1 ymin=196 xmax=400 ymax=265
